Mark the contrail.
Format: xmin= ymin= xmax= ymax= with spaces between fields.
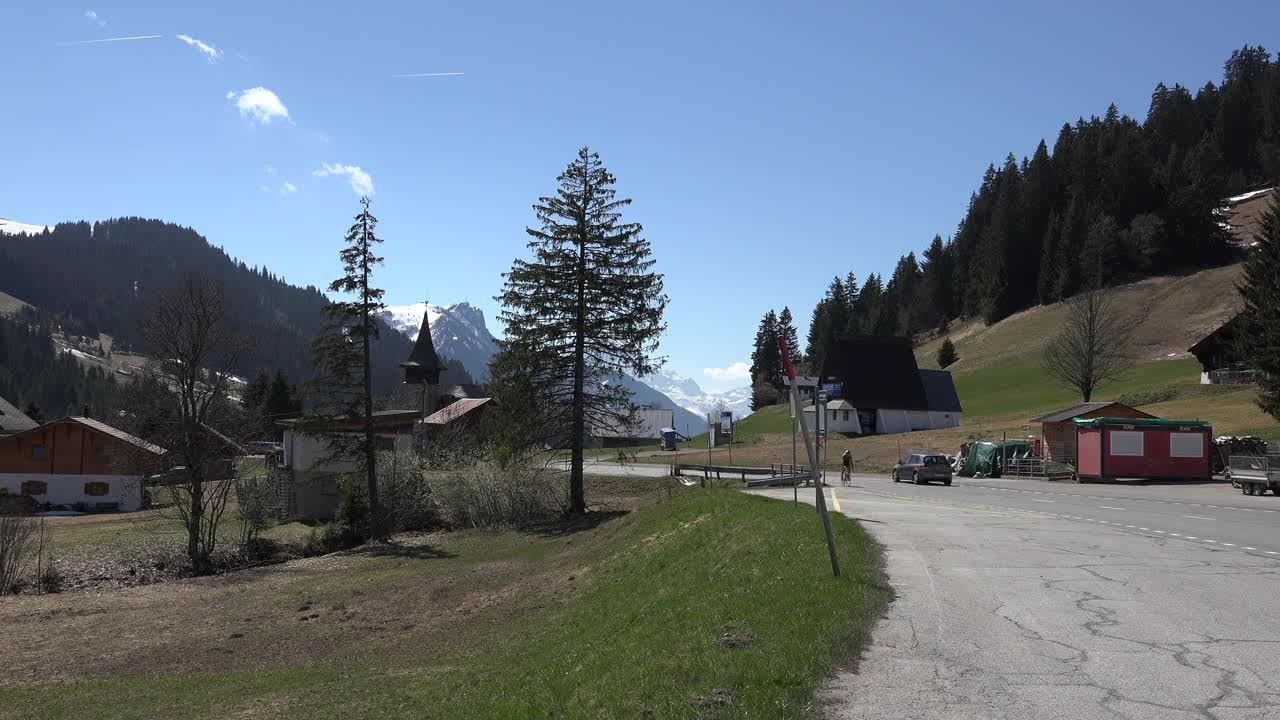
xmin=61 ymin=34 xmax=163 ymax=46
xmin=394 ymin=72 xmax=464 ymax=77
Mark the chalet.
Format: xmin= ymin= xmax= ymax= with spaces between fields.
xmin=1187 ymin=315 xmax=1258 ymax=385
xmin=816 ymin=336 xmax=963 ymax=435
xmin=0 ymin=396 xmax=37 ymax=437
xmin=0 ymin=417 xmax=166 ymax=512
xmin=1030 ymin=402 xmax=1155 ymax=462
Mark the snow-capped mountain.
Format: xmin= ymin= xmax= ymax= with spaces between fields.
xmin=0 ymin=218 xmax=52 ymax=235
xmin=380 ymin=302 xmax=499 ymax=382
xmin=644 ymin=369 xmax=753 ymax=419
xmin=380 ymin=300 xmax=705 ymax=431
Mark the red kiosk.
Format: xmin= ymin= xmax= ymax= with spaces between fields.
xmin=1074 ymin=417 xmax=1212 ymax=482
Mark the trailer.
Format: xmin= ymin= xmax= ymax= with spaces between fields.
xmin=1073 ymin=417 xmax=1212 ymax=483
xmin=1229 ymin=453 xmax=1280 ymax=496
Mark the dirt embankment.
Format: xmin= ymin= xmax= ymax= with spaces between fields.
xmin=915 ymin=264 xmax=1244 ymax=371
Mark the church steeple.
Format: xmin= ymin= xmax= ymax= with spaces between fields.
xmin=401 ymin=304 xmax=443 ymax=385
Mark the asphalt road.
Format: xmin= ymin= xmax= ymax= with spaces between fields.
xmin=754 ymin=474 xmax=1280 ymax=719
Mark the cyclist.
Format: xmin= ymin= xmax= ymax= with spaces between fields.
xmin=841 ymin=449 xmax=853 ymax=485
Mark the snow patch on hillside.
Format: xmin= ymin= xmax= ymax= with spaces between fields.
xmin=0 ymin=218 xmax=52 ymax=235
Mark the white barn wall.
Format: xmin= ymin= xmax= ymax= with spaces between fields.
xmin=0 ymin=473 xmax=142 ymax=511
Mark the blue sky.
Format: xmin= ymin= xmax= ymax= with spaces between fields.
xmin=4 ymin=2 xmax=1278 ymax=392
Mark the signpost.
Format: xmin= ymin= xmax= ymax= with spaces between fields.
xmin=777 ymin=336 xmax=840 ymax=578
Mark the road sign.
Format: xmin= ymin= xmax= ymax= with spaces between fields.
xmin=818 ymin=390 xmax=829 ymax=403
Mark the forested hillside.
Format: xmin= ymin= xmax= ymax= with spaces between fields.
xmin=0 ymin=309 xmax=121 ymax=419
xmin=790 ymin=45 xmax=1280 ymax=374
xmin=0 ymin=217 xmax=415 ymax=394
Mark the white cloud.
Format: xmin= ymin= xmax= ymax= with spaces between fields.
xmin=314 ymin=162 xmax=374 ymax=196
xmin=703 ymin=362 xmax=750 ymax=383
xmin=264 ymin=165 xmax=276 ymax=175
xmin=281 ymin=181 xmax=297 ymax=194
xmin=225 ymin=90 xmax=235 ymax=100
xmin=176 ymin=34 xmax=221 ymax=62
xmin=84 ymin=10 xmax=106 ymax=27
xmin=229 ymin=87 xmax=289 ymax=125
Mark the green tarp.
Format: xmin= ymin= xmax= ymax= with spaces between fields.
xmin=958 ymin=440 xmax=1032 ymax=478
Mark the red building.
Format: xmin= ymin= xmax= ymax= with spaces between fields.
xmin=1030 ymin=402 xmax=1155 ymax=462
xmin=1075 ymin=417 xmax=1212 ymax=482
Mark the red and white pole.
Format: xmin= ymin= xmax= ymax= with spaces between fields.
xmin=777 ymin=335 xmax=840 ymax=577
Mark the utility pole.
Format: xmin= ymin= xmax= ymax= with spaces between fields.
xmin=778 ymin=335 xmax=840 ymax=577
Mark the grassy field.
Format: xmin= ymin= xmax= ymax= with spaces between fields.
xmin=642 ymin=356 xmax=1278 ymax=474
xmin=0 ymin=486 xmax=889 ymax=720
xmin=633 ymin=263 xmax=1276 ymax=472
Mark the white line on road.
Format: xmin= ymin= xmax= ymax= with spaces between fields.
xmin=1031 ymin=499 xmax=1054 ymax=503
xmin=1099 ymin=506 xmax=1126 ymax=510
xmin=1184 ymin=515 xmax=1213 ymax=520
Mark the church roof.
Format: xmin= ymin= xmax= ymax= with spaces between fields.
xmin=401 ymin=306 xmax=443 ymax=377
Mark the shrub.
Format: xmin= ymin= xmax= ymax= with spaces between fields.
xmin=431 ymin=455 xmax=566 ymax=529
xmin=0 ymin=511 xmax=44 ymax=595
xmin=378 ymin=448 xmax=438 ymax=532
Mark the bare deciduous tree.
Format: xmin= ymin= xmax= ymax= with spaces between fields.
xmin=122 ymin=275 xmax=251 ymax=574
xmin=1042 ymin=289 xmax=1132 ymax=402
xmin=0 ymin=510 xmax=39 ymax=594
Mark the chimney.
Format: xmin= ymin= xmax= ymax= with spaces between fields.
xmin=82 ymin=405 xmax=90 ymax=418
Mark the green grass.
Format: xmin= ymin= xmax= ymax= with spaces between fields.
xmin=678 ymin=405 xmax=796 ymax=451
xmin=954 ymin=357 xmax=1201 ymax=418
xmin=3 ymin=490 xmax=890 ymax=720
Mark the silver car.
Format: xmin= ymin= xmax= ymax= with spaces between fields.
xmin=893 ymin=453 xmax=953 ymax=485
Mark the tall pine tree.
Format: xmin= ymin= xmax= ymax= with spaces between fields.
xmin=777 ymin=306 xmax=800 ymax=368
xmin=496 ymin=148 xmax=667 ymax=514
xmin=750 ymin=309 xmax=782 ymax=410
xmin=1239 ymin=193 xmax=1280 ymax=420
xmin=306 ymin=197 xmax=387 ymax=539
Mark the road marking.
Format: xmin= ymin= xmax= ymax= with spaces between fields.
xmin=1184 ymin=515 xmax=1213 ymax=520
xmin=1223 ymin=543 xmax=1237 ymax=547
xmin=1169 ymin=533 xmax=1182 ymax=536
xmin=1244 ymin=547 xmax=1257 ymax=550
xmin=1152 ymin=530 xmax=1166 ymax=533
xmin=1099 ymin=506 xmax=1126 ymax=510
xmin=1139 ymin=527 xmax=1149 ymax=531
xmin=830 ymin=491 xmax=841 ymax=512
xmin=1185 ymin=536 xmax=1198 ymax=540
xmin=1268 ymin=551 xmax=1279 ymax=555
xmin=1204 ymin=539 xmax=1217 ymax=543
xmin=1031 ymin=499 xmax=1054 ymax=503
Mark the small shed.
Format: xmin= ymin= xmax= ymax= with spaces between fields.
xmin=1075 ymin=417 xmax=1212 ymax=482
xmin=802 ymin=399 xmax=860 ymax=434
xmin=1030 ymin=402 xmax=1155 ymax=462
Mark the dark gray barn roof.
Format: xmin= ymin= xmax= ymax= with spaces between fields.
xmin=919 ymin=369 xmax=963 ymax=413
xmin=829 ymin=336 xmax=930 ymax=411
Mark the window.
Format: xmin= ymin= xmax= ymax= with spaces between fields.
xmin=843 ymin=410 xmax=850 ymax=422
xmin=20 ymin=480 xmax=48 ymax=496
xmin=84 ymin=481 xmax=110 ymax=497
xmin=31 ymin=445 xmax=45 ymax=460
xmin=1170 ymin=432 xmax=1204 ymax=458
xmin=1109 ymin=430 xmax=1144 ymax=457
